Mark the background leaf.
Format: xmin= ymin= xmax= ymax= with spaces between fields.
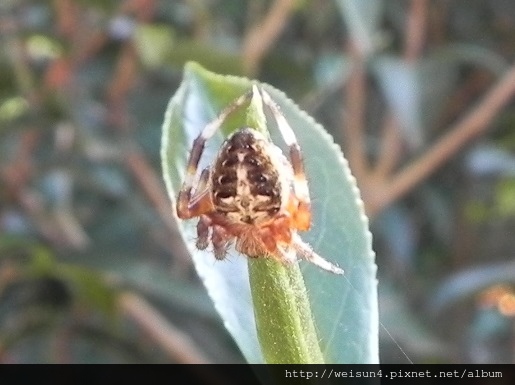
xmin=371 ymin=56 xmax=424 ymax=149
xmin=335 ymin=0 xmax=383 ymax=55
xmin=161 ymin=62 xmax=378 ymax=363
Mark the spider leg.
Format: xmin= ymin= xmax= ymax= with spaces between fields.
xmin=276 ymin=245 xmax=297 ymax=265
xmin=177 ymin=167 xmax=214 ymax=219
xmin=260 ymin=88 xmax=312 ymax=231
xmin=196 ymin=214 xmax=211 ymax=250
xmin=291 ymin=233 xmax=344 ymax=275
xmin=177 ymin=90 xmax=255 ymax=219
xmin=212 ymin=225 xmax=232 ymax=260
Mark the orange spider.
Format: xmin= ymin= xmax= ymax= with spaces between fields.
xmin=176 ymin=85 xmax=343 ymax=274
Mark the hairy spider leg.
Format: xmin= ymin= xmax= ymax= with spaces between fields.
xmin=291 ymin=233 xmax=344 ymax=275
xmin=195 ymin=214 xmax=211 ymax=250
xmin=211 ymin=224 xmax=232 ymax=260
xmin=259 ymin=87 xmax=312 ymax=231
xmin=176 ymin=89 xmax=255 ymax=219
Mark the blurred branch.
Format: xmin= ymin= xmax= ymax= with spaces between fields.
xmin=428 ymin=0 xmax=448 ymax=45
xmin=372 ymin=115 xmax=403 ymax=180
xmin=118 ymin=291 xmax=211 ymax=364
xmin=53 ymin=207 xmax=90 ymax=249
xmin=436 ymin=70 xmax=493 ymax=129
xmin=342 ymin=45 xmax=369 ymax=182
xmin=404 ymin=0 xmax=428 ymax=62
xmin=53 ymin=0 xmax=79 ymax=39
xmin=123 ymin=0 xmax=157 ymax=22
xmin=124 ymin=149 xmax=192 ymax=268
xmin=242 ymin=0 xmax=297 ymax=75
xmin=367 ymin=64 xmax=515 ymax=216
xmin=0 ymin=131 xmax=71 ymax=247
xmin=106 ymin=42 xmax=139 ymax=129
xmin=1 ymin=130 xmax=37 ymax=196
xmin=99 ymin=3 xmax=192 ymax=268
xmin=371 ymin=0 xmax=428 ymax=182
xmin=340 ymin=1 xmax=515 ymax=217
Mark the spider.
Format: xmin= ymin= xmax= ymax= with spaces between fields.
xmin=176 ymin=85 xmax=343 ymax=274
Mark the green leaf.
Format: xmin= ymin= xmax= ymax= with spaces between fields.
xmin=161 ymin=62 xmax=378 ymax=363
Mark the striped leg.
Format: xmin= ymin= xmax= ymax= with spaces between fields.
xmin=176 ymin=90 xmax=255 ymax=219
xmin=292 ymin=234 xmax=344 ymax=275
xmin=260 ymin=88 xmax=312 ymax=231
xmin=177 ymin=167 xmax=213 ymax=219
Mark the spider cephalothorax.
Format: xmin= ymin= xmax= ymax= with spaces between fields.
xmin=176 ymin=85 xmax=343 ymax=274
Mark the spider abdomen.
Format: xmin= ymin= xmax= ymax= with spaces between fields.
xmin=211 ymin=128 xmax=289 ymax=225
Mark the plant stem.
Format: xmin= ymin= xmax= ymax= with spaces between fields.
xmin=248 ymin=259 xmax=324 ymax=364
